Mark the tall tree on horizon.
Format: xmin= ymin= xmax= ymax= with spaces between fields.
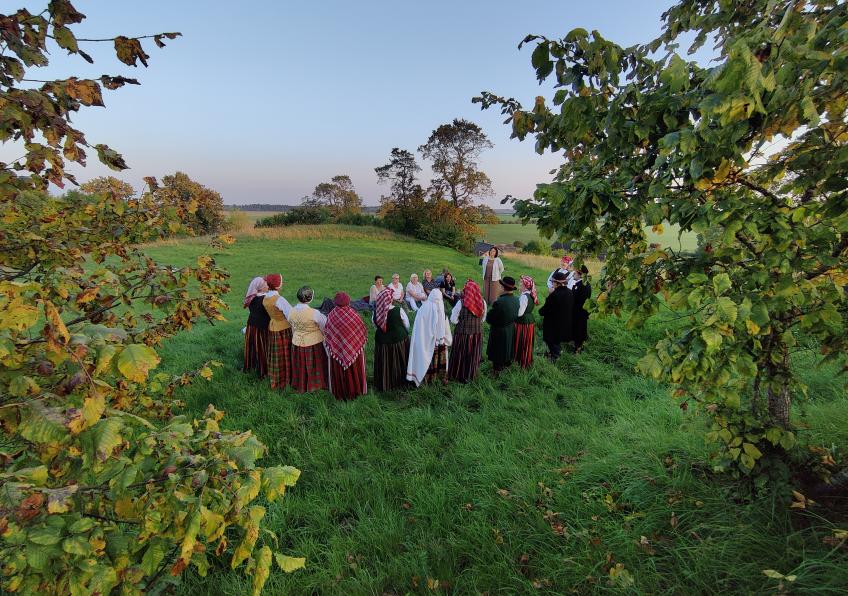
xmin=303 ymin=174 xmax=363 ymax=216
xmin=375 ymin=148 xmax=424 ymax=209
xmin=418 ymin=118 xmax=494 ymax=207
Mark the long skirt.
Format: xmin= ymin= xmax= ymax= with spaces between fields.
xmin=329 ymin=352 xmax=367 ymax=401
xmin=448 ymin=332 xmax=482 ymax=383
xmin=423 ymin=344 xmax=448 ymax=385
xmin=484 ymin=278 xmax=502 ymax=306
xmin=374 ymin=339 xmax=410 ymax=392
xmin=243 ymin=324 xmax=269 ymax=378
xmin=514 ymin=322 xmax=535 ymax=369
xmin=267 ymin=328 xmax=293 ymax=389
xmin=291 ymin=342 xmax=329 ymax=393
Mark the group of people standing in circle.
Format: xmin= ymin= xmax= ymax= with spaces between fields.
xmin=241 ymin=250 xmax=591 ymax=401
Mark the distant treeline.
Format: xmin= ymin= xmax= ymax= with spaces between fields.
xmin=226 ymin=203 xmax=514 ymax=215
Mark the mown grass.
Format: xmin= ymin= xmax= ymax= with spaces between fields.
xmin=141 ymin=227 xmax=847 ymax=595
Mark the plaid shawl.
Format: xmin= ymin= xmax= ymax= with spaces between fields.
xmin=374 ymin=287 xmax=394 ymax=332
xmin=324 ymin=293 xmax=367 ymax=369
xmin=521 ymin=275 xmax=539 ymax=305
xmin=462 ymin=279 xmax=484 ymax=317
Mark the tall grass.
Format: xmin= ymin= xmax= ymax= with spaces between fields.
xmin=139 ymin=228 xmax=847 ymax=595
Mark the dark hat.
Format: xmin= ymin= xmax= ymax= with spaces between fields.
xmin=499 ymin=276 xmax=517 ymax=291
xmin=551 ymin=271 xmax=568 ymax=283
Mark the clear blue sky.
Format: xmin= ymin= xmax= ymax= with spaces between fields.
xmin=7 ymin=0 xmax=678 ymax=206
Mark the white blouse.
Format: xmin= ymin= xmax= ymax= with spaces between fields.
xmin=406 ymin=281 xmax=426 ymax=301
xmin=449 ymin=299 xmax=488 ymax=324
xmin=276 ymin=297 xmax=327 ymax=331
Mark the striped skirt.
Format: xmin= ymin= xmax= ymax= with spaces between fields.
xmin=514 ymin=322 xmax=535 ymax=369
xmin=243 ymin=324 xmax=269 ymax=378
xmin=267 ymin=328 xmax=293 ymax=389
xmin=374 ymin=338 xmax=410 ymax=392
xmin=423 ymin=344 xmax=448 ymax=385
xmin=329 ymin=352 xmax=367 ymax=401
xmin=448 ymin=332 xmax=482 ymax=383
xmin=291 ymin=342 xmax=329 ymax=393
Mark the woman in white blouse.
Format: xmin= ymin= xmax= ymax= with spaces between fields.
xmin=480 ymin=247 xmax=505 ymax=306
xmin=405 ymin=273 xmax=427 ymax=312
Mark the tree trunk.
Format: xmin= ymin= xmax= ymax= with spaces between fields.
xmin=766 ymin=343 xmax=791 ymax=428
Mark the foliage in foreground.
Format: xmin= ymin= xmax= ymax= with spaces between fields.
xmin=477 ymin=0 xmax=847 ymax=484
xmin=0 ymin=3 xmax=301 ymax=594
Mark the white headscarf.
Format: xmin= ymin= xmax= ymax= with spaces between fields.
xmin=243 ymin=276 xmax=265 ymax=308
xmin=406 ymin=290 xmax=452 ymax=386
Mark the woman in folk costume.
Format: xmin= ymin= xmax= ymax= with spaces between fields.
xmin=277 ymin=286 xmax=329 ymax=392
xmin=514 ymin=275 xmax=539 ymax=369
xmin=570 ymin=265 xmax=592 ymax=353
xmin=546 ymin=255 xmax=573 ymax=293
xmin=372 ymin=287 xmax=411 ymax=391
xmin=324 ymin=292 xmax=368 ymax=401
xmin=485 ymin=276 xmax=520 ymax=373
xmin=262 ymin=273 xmax=293 ymax=389
xmin=406 ymin=289 xmax=452 ymax=387
xmin=481 ymin=246 xmax=505 ymax=306
xmin=447 ymin=279 xmax=486 ymax=383
xmin=243 ymin=276 xmax=270 ymax=377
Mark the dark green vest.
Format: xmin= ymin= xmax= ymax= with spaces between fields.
xmin=516 ymin=299 xmax=535 ymax=325
xmin=375 ymin=307 xmax=408 ymax=345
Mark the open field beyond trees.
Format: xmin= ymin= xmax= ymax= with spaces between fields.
xmin=140 ymin=226 xmax=848 ymax=595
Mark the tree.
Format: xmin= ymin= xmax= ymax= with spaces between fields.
xmin=418 ymin=118 xmax=494 ymax=207
xmin=0 ymin=3 xmax=302 ymax=593
xmin=303 ymin=175 xmax=362 ymax=216
xmin=476 ymin=1 xmax=847 ymax=481
xmin=153 ymin=171 xmax=225 ymax=235
xmin=79 ymin=176 xmax=135 ymax=201
xmin=375 ymin=148 xmax=424 ymax=207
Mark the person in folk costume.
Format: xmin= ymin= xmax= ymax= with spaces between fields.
xmin=485 ymin=276 xmax=521 ymax=374
xmin=447 ymin=279 xmax=486 ymax=383
xmin=514 ymin=275 xmax=539 ymax=369
xmin=323 ymin=292 xmax=368 ymax=400
xmin=372 ymin=287 xmax=411 ymax=391
xmin=481 ymin=246 xmax=505 ymax=306
xmin=243 ymin=276 xmax=270 ymax=377
xmin=538 ymin=271 xmax=574 ymax=361
xmin=546 ymin=255 xmax=574 ymax=293
xmin=262 ymin=273 xmax=293 ymax=389
xmin=277 ymin=286 xmax=329 ymax=392
xmin=570 ymin=265 xmax=592 ymax=353
xmin=406 ymin=289 xmax=453 ymax=387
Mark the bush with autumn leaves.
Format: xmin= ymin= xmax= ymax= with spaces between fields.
xmin=1 ymin=3 xmax=302 ymax=594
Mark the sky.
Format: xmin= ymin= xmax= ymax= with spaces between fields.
xmin=5 ymin=0 xmax=680 ymax=206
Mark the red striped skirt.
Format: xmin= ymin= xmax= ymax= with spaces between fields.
xmin=448 ymin=332 xmax=482 ymax=383
xmin=423 ymin=344 xmax=448 ymax=385
xmin=291 ymin=342 xmax=329 ymax=393
xmin=329 ymin=352 xmax=367 ymax=401
xmin=514 ymin=322 xmax=535 ymax=369
xmin=243 ymin=324 xmax=269 ymax=378
xmin=267 ymin=328 xmax=293 ymax=389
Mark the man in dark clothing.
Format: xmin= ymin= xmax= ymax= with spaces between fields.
xmin=570 ymin=265 xmax=591 ymax=352
xmin=485 ymin=276 xmax=520 ymax=373
xmin=538 ymin=271 xmax=573 ymax=360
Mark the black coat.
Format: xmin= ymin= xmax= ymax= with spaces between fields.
xmin=538 ymin=285 xmax=573 ymax=343
xmin=571 ymin=280 xmax=591 ymax=344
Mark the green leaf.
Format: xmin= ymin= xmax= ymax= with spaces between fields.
xmin=62 ymin=536 xmax=91 ymax=556
xmin=261 ymin=466 xmax=301 ymax=502
xmin=701 ymin=328 xmax=723 ymax=350
xmin=712 ymin=273 xmax=732 ymax=295
xmin=274 ymin=553 xmax=306 ymax=573
xmin=660 ymin=54 xmax=689 ymax=93
xmin=742 ymin=442 xmax=763 ymax=460
xmin=9 ymin=375 xmax=40 ymax=397
xmin=116 ymin=344 xmax=160 ymax=383
xmin=28 ymin=525 xmax=64 ymax=546
xmin=715 ymin=297 xmax=738 ymax=323
xmin=85 ymin=418 xmax=124 ymax=462
xmin=53 ymin=25 xmax=79 ymax=53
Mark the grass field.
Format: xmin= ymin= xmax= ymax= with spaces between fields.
xmin=479 ymin=215 xmax=699 ymax=254
xmin=143 ymin=226 xmax=847 ymax=595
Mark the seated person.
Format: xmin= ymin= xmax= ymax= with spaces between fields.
xmin=388 ymin=273 xmax=405 ymax=305
xmin=369 ymin=275 xmax=385 ymax=306
xmin=422 ymin=269 xmax=439 ymax=294
xmin=405 ymin=273 xmax=427 ymax=311
xmin=440 ymin=271 xmax=458 ymax=304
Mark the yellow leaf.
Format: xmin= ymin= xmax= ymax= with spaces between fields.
xmin=179 ymin=509 xmax=201 ymax=564
xmin=116 ymin=344 xmax=160 ymax=383
xmin=274 ymin=553 xmax=306 ymax=573
xmin=745 ymin=319 xmax=760 ymax=335
xmin=199 ymin=366 xmax=213 ymax=380
xmin=115 ymin=496 xmax=136 ymax=520
xmin=251 ymin=546 xmax=273 ymax=596
xmin=201 ymin=506 xmax=226 ymax=542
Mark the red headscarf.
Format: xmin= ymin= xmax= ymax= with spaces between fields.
xmin=561 ymin=255 xmax=573 ymax=268
xmin=462 ymin=279 xmax=484 ymax=317
xmin=265 ymin=273 xmax=282 ymax=290
xmin=521 ymin=275 xmax=538 ymax=305
xmin=374 ymin=287 xmax=394 ymax=332
xmin=324 ymin=292 xmax=366 ymax=369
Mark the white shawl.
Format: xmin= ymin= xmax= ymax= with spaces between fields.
xmin=406 ymin=290 xmax=452 ymax=386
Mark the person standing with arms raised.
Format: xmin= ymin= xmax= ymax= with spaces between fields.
xmin=485 ymin=276 xmax=520 ymax=374
xmin=279 ymin=286 xmax=329 ymax=392
xmin=481 ymin=246 xmax=505 ymax=306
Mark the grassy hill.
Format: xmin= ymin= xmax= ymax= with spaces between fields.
xmin=144 ymin=226 xmax=847 ymax=595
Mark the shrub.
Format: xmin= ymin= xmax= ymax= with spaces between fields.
xmin=335 ymin=212 xmax=380 ymax=227
xmin=255 ymin=205 xmax=332 ymax=227
xmin=522 ymin=240 xmax=551 ymax=255
xmin=513 ymin=240 xmax=525 ymax=249
xmin=223 ymin=209 xmax=250 ymax=232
